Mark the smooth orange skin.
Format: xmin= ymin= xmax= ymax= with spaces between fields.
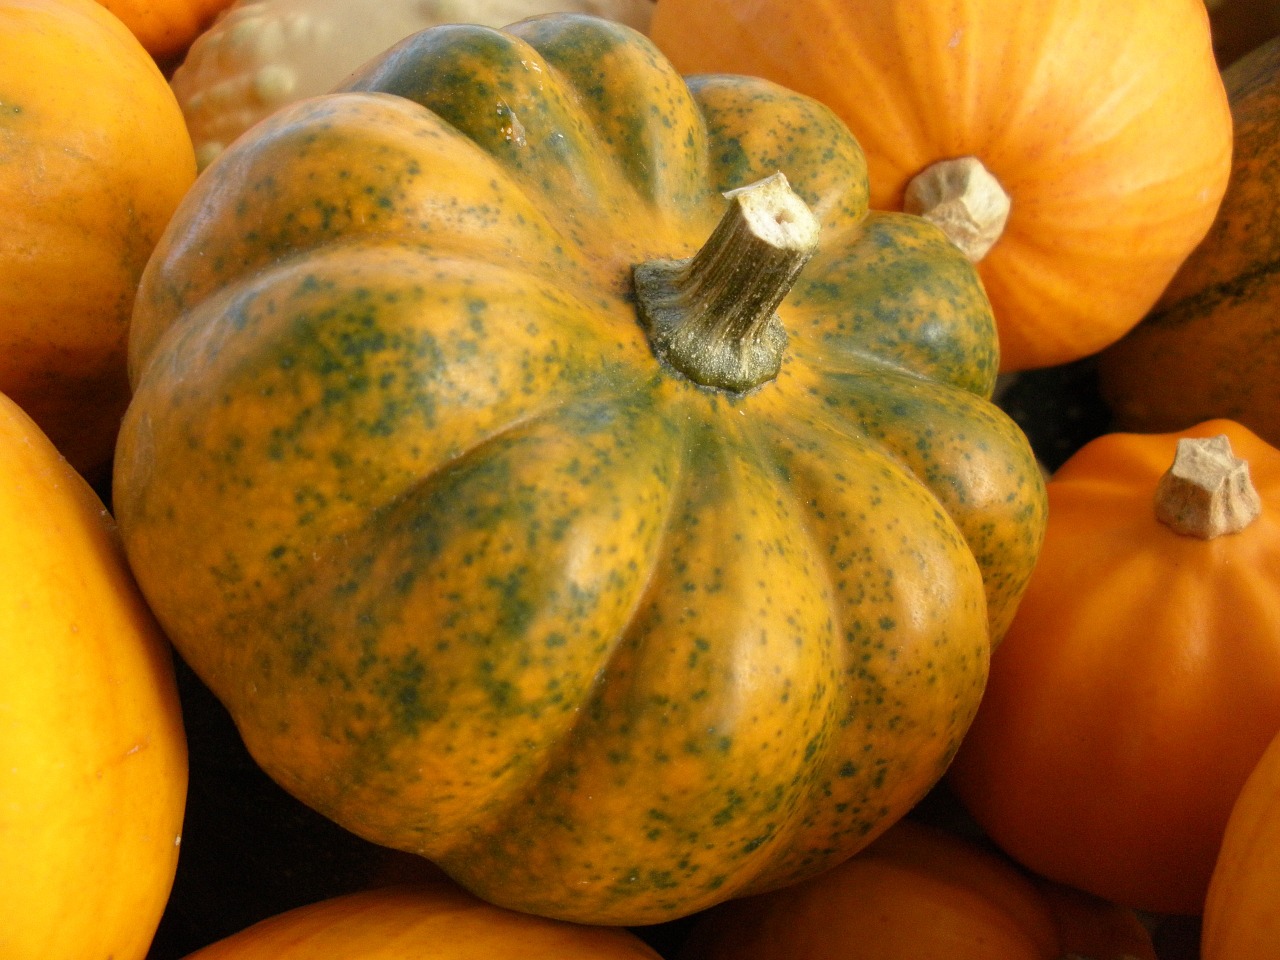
xmin=948 ymin=419 xmax=1280 ymax=915
xmin=0 ymin=391 xmax=187 ymax=960
xmin=650 ymin=0 xmax=1232 ymax=372
xmin=0 ymin=0 xmax=195 ymax=484
xmin=96 ymin=0 xmax=235 ymax=59
xmin=1098 ymin=35 xmax=1280 ymax=448
xmin=182 ymin=881 xmax=663 ymax=959
xmin=678 ymin=818 xmax=1156 ymax=960
xmin=1202 ymin=725 xmax=1280 ymax=959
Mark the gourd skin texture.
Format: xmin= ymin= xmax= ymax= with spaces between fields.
xmin=677 ymin=818 xmax=1157 ymax=960
xmin=183 ymin=881 xmax=663 ymax=959
xmin=0 ymin=393 xmax=188 ymax=960
xmin=1202 ymin=726 xmax=1280 ymax=960
xmin=115 ymin=16 xmax=1047 ymax=925
xmin=948 ymin=419 xmax=1280 ymax=915
xmin=1099 ymin=35 xmax=1280 ymax=447
xmin=649 ymin=0 xmax=1233 ymax=372
xmin=0 ymin=0 xmax=196 ymax=484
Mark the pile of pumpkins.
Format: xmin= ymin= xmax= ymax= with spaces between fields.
xmin=2 ymin=0 xmax=1278 ymax=958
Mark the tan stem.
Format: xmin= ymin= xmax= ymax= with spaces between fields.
xmin=1154 ymin=434 xmax=1262 ymax=538
xmin=632 ymin=171 xmax=820 ymax=393
xmin=904 ymin=156 xmax=1010 ymax=262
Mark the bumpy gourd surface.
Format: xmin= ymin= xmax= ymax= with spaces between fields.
xmin=116 ymin=15 xmax=1045 ymax=925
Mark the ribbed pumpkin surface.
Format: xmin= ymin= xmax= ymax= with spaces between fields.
xmin=114 ymin=15 xmax=1045 ymax=925
xmin=1099 ymin=35 xmax=1280 ymax=446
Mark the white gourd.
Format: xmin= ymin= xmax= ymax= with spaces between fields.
xmin=171 ymin=0 xmax=655 ymax=169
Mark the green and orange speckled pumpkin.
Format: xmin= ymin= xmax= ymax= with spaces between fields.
xmin=113 ymin=14 xmax=1046 ymax=926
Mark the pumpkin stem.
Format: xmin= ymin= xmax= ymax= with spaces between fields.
xmin=904 ymin=157 xmax=1010 ymax=262
xmin=1154 ymin=434 xmax=1263 ymax=538
xmin=633 ymin=171 xmax=820 ymax=393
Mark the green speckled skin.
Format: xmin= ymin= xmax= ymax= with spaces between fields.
xmin=115 ymin=15 xmax=1046 ymax=925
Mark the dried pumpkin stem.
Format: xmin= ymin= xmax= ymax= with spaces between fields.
xmin=1154 ymin=434 xmax=1263 ymax=538
xmin=633 ymin=171 xmax=820 ymax=393
xmin=904 ymin=156 xmax=1010 ymax=262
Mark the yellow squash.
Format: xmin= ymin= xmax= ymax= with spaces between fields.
xmin=0 ymin=391 xmax=187 ymax=960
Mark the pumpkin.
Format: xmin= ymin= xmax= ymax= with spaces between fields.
xmin=97 ymin=0 xmax=236 ymax=60
xmin=171 ymin=0 xmax=657 ymax=170
xmin=1202 ymin=724 xmax=1280 ymax=960
xmin=181 ymin=881 xmax=663 ymax=959
xmin=678 ymin=818 xmax=1157 ymax=960
xmin=1098 ymin=35 xmax=1280 ymax=448
xmin=0 ymin=0 xmax=196 ymax=487
xmin=112 ymin=14 xmax=1046 ymax=925
xmin=947 ymin=419 xmax=1280 ymax=915
xmin=648 ymin=0 xmax=1233 ymax=372
xmin=0 ymin=391 xmax=187 ymax=960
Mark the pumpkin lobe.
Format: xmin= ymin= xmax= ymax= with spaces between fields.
xmin=1155 ymin=434 xmax=1263 ymax=538
xmin=633 ymin=172 xmax=819 ymax=392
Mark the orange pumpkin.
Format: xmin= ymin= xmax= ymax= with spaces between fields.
xmin=0 ymin=0 xmax=196 ymax=485
xmin=0 ymin=391 xmax=188 ymax=960
xmin=948 ymin=419 xmax=1280 ymax=914
xmin=649 ymin=0 xmax=1233 ymax=372
xmin=96 ymin=0 xmax=235 ymax=60
xmin=1097 ymin=34 xmax=1280 ymax=448
xmin=1202 ymin=724 xmax=1280 ymax=960
xmin=181 ymin=881 xmax=663 ymax=959
xmin=678 ymin=818 xmax=1157 ymax=960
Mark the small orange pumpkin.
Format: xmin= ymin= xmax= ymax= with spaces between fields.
xmin=650 ymin=0 xmax=1233 ymax=371
xmin=1098 ymin=34 xmax=1280 ymax=448
xmin=677 ymin=818 xmax=1157 ymax=960
xmin=0 ymin=391 xmax=188 ymax=960
xmin=0 ymin=0 xmax=196 ymax=484
xmin=180 ymin=881 xmax=663 ymax=959
xmin=948 ymin=419 xmax=1280 ymax=914
xmin=1202 ymin=724 xmax=1280 ymax=960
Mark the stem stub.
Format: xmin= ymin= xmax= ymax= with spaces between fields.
xmin=904 ymin=156 xmax=1010 ymax=262
xmin=1155 ymin=434 xmax=1263 ymax=538
xmin=632 ymin=172 xmax=820 ymax=393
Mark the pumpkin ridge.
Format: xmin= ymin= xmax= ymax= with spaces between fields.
xmin=234 ymin=391 xmax=693 ymax=852
xmin=339 ymin=21 xmax=661 ymax=258
xmin=786 ymin=211 xmax=999 ymax=396
xmin=130 ymin=91 xmax=612 ymax=380
xmin=428 ymin=412 xmax=856 ymax=920
xmin=506 ymin=13 xmax=714 ymax=216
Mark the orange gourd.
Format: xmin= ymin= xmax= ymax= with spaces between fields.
xmin=948 ymin=419 xmax=1280 ymax=914
xmin=181 ymin=881 xmax=663 ymax=959
xmin=1098 ymin=35 xmax=1280 ymax=448
xmin=1202 ymin=725 xmax=1280 ymax=959
xmin=649 ymin=0 xmax=1233 ymax=372
xmin=678 ymin=818 xmax=1157 ymax=960
xmin=0 ymin=0 xmax=196 ymax=485
xmin=0 ymin=391 xmax=188 ymax=960
xmin=96 ymin=0 xmax=235 ymax=60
